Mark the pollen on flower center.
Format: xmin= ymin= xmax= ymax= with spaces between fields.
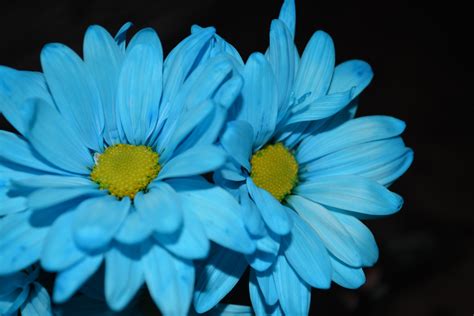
xmin=250 ymin=143 xmax=299 ymax=202
xmin=91 ymin=144 xmax=160 ymax=199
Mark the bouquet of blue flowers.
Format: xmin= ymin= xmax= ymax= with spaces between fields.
xmin=0 ymin=1 xmax=412 ymax=315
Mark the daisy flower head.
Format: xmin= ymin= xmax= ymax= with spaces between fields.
xmin=193 ymin=0 xmax=413 ymax=314
xmin=0 ymin=22 xmax=254 ymax=314
xmin=0 ymin=265 xmax=52 ymax=316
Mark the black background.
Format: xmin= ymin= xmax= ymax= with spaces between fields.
xmin=1 ymin=1 xmax=472 ymax=315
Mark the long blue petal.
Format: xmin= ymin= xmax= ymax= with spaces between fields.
xmin=114 ymin=209 xmax=153 ymax=245
xmin=157 ymin=145 xmax=226 ymax=180
xmin=272 ymin=254 xmax=310 ymax=315
xmin=297 ymin=115 xmax=406 ymax=164
xmin=21 ymin=283 xmax=52 ymax=316
xmin=254 ymin=269 xmax=279 ymax=306
xmin=287 ymin=195 xmax=361 ymax=267
xmin=41 ymin=43 xmax=104 ymax=151
xmin=0 ymin=66 xmax=53 ymax=135
xmin=246 ymin=178 xmax=292 ymax=236
xmin=105 ymin=244 xmax=144 ymax=311
xmin=293 ymin=31 xmax=335 ymax=102
xmin=72 ymin=196 xmax=130 ymax=252
xmin=278 ymin=0 xmax=296 ymax=39
xmin=194 ymin=247 xmax=247 ymax=313
xmin=22 ymin=98 xmax=94 ymax=174
xmin=27 ymin=186 xmax=103 ymax=211
xmin=53 ymin=255 xmax=103 ymax=303
xmin=281 ymin=209 xmax=332 ymax=288
xmin=330 ymin=256 xmax=366 ymax=289
xmin=295 ymin=175 xmax=403 ymax=216
xmin=328 ymin=60 xmax=373 ymax=97
xmin=142 ymin=244 xmax=194 ymax=315
xmin=83 ymin=25 xmax=124 ymax=145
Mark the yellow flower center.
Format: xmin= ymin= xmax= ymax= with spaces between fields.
xmin=91 ymin=144 xmax=160 ymax=199
xmin=250 ymin=143 xmax=299 ymax=202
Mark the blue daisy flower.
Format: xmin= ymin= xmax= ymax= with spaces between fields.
xmin=193 ymin=0 xmax=413 ymax=314
xmin=0 ymin=23 xmax=254 ymax=314
xmin=0 ymin=266 xmax=52 ymax=316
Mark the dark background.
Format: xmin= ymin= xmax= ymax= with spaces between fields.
xmin=1 ymin=1 xmax=472 ymax=315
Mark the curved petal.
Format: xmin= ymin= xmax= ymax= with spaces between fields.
xmin=194 ymin=247 xmax=247 ymax=313
xmin=22 ymin=98 xmax=94 ymax=174
xmin=83 ymin=25 xmax=124 ymax=145
xmin=142 ymin=244 xmax=194 ymax=315
xmin=287 ymin=195 xmax=361 ymax=267
xmin=0 ymin=66 xmax=53 ymax=135
xmin=331 ymin=256 xmax=366 ymax=289
xmin=41 ymin=43 xmax=104 ymax=151
xmin=281 ymin=210 xmax=332 ymax=288
xmin=278 ymin=0 xmax=295 ymax=39
xmin=0 ymin=211 xmax=48 ymax=274
xmin=105 ymin=244 xmax=144 ymax=311
xmin=272 ymin=254 xmax=310 ymax=315
xmin=116 ymin=42 xmax=162 ymax=144
xmin=329 ymin=60 xmax=373 ymax=98
xmin=27 ymin=186 xmax=103 ymax=211
xmin=295 ymin=175 xmax=404 ymax=216
xmin=246 ymin=178 xmax=292 ymax=236
xmin=236 ymin=53 xmax=278 ymax=149
xmin=254 ymin=269 xmax=279 ymax=306
xmin=134 ymin=182 xmax=182 ymax=234
xmin=41 ymin=211 xmax=86 ymax=272
xmin=21 ymin=283 xmax=52 ymax=316
xmin=114 ymin=210 xmax=153 ymax=245
xmin=220 ymin=120 xmax=254 ymax=170
xmin=157 ymin=145 xmax=227 ymax=180
xmin=297 ymin=115 xmax=406 ymax=164
xmin=114 ymin=22 xmax=133 ymax=49
xmin=169 ymin=177 xmax=255 ymax=254
xmin=53 ymin=255 xmax=103 ymax=303
xmin=294 ymin=31 xmax=335 ymax=102
xmin=72 ymin=196 xmax=130 ymax=252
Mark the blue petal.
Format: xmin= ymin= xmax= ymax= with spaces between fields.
xmin=0 ymin=212 xmax=47 ymax=274
xmin=154 ymin=206 xmax=210 ymax=260
xmin=239 ymin=187 xmax=266 ymax=237
xmin=157 ymin=145 xmax=227 ymax=180
xmin=114 ymin=209 xmax=152 ymax=245
xmin=220 ymin=120 xmax=254 ymax=170
xmin=142 ymin=244 xmax=194 ymax=315
xmin=27 ymin=186 xmax=103 ymax=211
xmin=254 ymin=269 xmax=279 ymax=306
xmin=134 ymin=182 xmax=183 ymax=234
xmin=83 ymin=25 xmax=124 ymax=145
xmin=160 ymin=27 xmax=216 ymax=119
xmin=169 ymin=177 xmax=255 ymax=254
xmin=0 ymin=66 xmax=53 ymax=135
xmin=272 ymin=254 xmax=310 ymax=315
xmin=0 ymin=131 xmax=67 ymax=175
xmin=278 ymin=0 xmax=296 ymax=39
xmin=72 ymin=196 xmax=130 ymax=252
xmin=280 ymin=209 xmax=332 ymax=288
xmin=214 ymin=74 xmax=244 ymax=109
xmin=295 ymin=175 xmax=404 ymax=216
xmin=267 ymin=19 xmax=296 ymax=119
xmin=53 ymin=255 xmax=103 ymax=303
xmin=302 ymin=138 xmax=412 ymax=186
xmin=330 ymin=257 xmax=366 ymax=289
xmin=247 ymin=232 xmax=280 ymax=272
xmin=333 ymin=212 xmax=379 ymax=266
xmin=237 ymin=53 xmax=278 ymax=149
xmin=41 ymin=43 xmax=104 ymax=151
xmin=21 ymin=283 xmax=52 ymax=316
xmin=328 ymin=60 xmax=373 ymax=97
xmin=12 ymin=175 xmax=94 ymax=189
xmin=287 ymin=89 xmax=354 ymax=124
xmin=0 ymin=287 xmax=29 ymax=315
xmin=297 ymin=115 xmax=406 ymax=164
xmin=22 ymin=98 xmax=94 ymax=174
xmin=293 ymin=31 xmax=335 ymax=102
xmin=249 ymin=272 xmax=274 ymax=316
xmin=287 ymin=195 xmax=361 ymax=267
xmin=246 ymin=178 xmax=292 ymax=236
xmin=207 ymin=304 xmax=254 ymax=316
xmin=105 ymin=244 xmax=144 ymax=311
xmin=114 ymin=22 xmax=133 ymax=50
xmin=116 ymin=42 xmax=163 ymax=144
xmin=41 ymin=211 xmax=86 ymax=272
xmin=0 ymin=190 xmax=27 ymax=216
xmin=194 ymin=247 xmax=247 ymax=313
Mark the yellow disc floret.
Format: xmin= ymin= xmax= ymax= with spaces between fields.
xmin=91 ymin=144 xmax=160 ymax=199
xmin=250 ymin=143 xmax=299 ymax=202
